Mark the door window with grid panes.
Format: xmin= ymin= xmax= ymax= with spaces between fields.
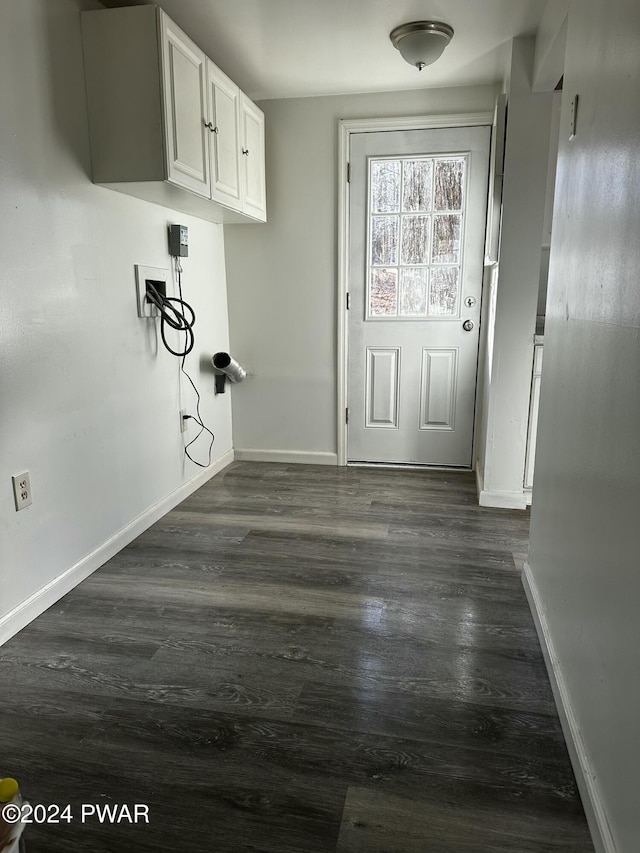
xmin=367 ymin=156 xmax=467 ymax=319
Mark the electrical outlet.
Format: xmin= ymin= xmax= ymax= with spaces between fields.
xmin=180 ymin=409 xmax=189 ymax=433
xmin=12 ymin=471 xmax=32 ymax=511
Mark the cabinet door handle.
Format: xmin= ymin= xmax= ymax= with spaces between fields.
xmin=203 ymin=120 xmax=216 ymax=132
xmin=211 ymin=125 xmax=218 ymax=134
xmin=242 ymin=148 xmax=249 ymax=155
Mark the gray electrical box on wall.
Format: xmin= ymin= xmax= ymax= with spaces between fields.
xmin=169 ymin=224 xmax=188 ymax=257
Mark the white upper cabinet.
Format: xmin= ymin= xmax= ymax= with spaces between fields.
xmin=160 ymin=11 xmax=210 ymax=198
xmin=80 ymin=4 xmax=266 ymax=224
xmin=207 ymin=62 xmax=242 ymax=211
xmin=240 ymin=93 xmax=267 ymax=221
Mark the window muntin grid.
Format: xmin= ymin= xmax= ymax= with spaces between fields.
xmin=367 ymin=155 xmax=467 ymax=319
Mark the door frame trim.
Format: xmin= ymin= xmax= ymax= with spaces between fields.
xmin=337 ymin=113 xmax=494 ymax=466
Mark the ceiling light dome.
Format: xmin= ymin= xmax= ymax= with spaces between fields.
xmin=390 ymin=21 xmax=454 ymax=71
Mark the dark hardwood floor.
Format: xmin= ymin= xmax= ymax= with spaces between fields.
xmin=0 ymin=462 xmax=594 ymax=852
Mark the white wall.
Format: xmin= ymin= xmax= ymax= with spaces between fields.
xmin=538 ymin=91 xmax=562 ymax=319
xmin=0 ymin=0 xmax=233 ymax=641
xmin=475 ymin=38 xmax=553 ymax=508
xmin=224 ymin=84 xmax=498 ymax=463
xmin=527 ymin=0 xmax=640 ymax=850
xmin=532 ymin=0 xmax=569 ymax=92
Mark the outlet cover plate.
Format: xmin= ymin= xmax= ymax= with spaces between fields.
xmin=135 ymin=265 xmax=168 ymax=318
xmin=12 ymin=471 xmax=32 ymax=511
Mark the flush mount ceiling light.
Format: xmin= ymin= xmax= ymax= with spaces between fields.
xmin=390 ymin=21 xmax=454 ymax=71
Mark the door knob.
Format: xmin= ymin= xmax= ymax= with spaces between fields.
xmin=462 ymin=320 xmax=474 ymax=332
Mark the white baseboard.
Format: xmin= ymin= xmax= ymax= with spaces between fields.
xmin=476 ymin=459 xmax=528 ymax=509
xmin=233 ymin=449 xmax=338 ymax=466
xmin=478 ymin=488 xmax=528 ymax=509
xmin=0 ymin=448 xmax=234 ymax=647
xmin=522 ymin=564 xmax=616 ymax=853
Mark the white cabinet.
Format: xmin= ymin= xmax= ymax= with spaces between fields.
xmin=160 ymin=11 xmax=210 ymax=198
xmin=239 ymin=93 xmax=267 ymax=221
xmin=81 ymin=5 xmax=266 ymax=224
xmin=207 ymin=63 xmax=242 ymax=210
xmin=205 ymin=72 xmax=266 ymax=219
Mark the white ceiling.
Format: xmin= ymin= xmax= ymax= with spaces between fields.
xmin=103 ymin=0 xmax=548 ymax=101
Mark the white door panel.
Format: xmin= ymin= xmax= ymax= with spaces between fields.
xmin=347 ymin=126 xmax=490 ymax=466
xmin=420 ymin=348 xmax=458 ymax=430
xmin=366 ymin=348 xmax=400 ymax=428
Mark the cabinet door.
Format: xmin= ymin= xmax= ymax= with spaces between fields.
xmin=239 ymin=93 xmax=266 ymax=221
xmin=159 ymin=10 xmax=210 ymax=198
xmin=207 ymin=62 xmax=242 ymax=210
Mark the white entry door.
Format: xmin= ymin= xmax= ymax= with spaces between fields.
xmin=347 ymin=126 xmax=490 ymax=467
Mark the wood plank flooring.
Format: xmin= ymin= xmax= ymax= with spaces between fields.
xmin=0 ymin=462 xmax=594 ymax=852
